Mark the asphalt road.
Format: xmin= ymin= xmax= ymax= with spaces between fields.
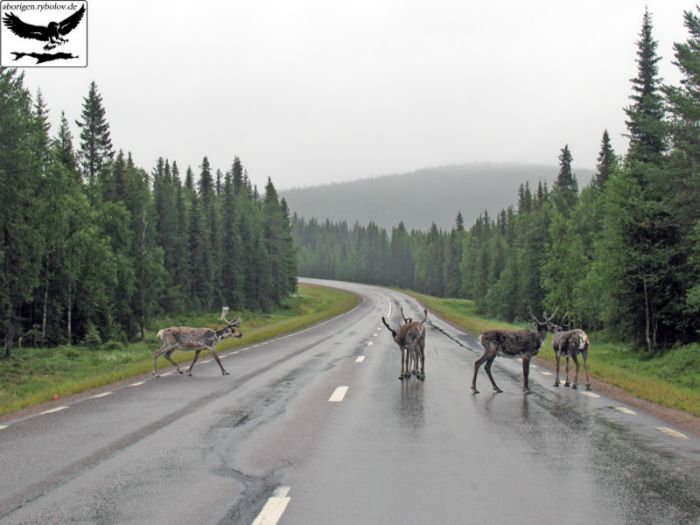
xmin=1 ymin=279 xmax=698 ymax=525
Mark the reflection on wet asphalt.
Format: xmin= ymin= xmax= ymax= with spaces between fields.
xmin=0 ymin=280 xmax=698 ymax=525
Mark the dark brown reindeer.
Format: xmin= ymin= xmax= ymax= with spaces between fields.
xmin=382 ymin=308 xmax=428 ymax=381
xmin=471 ymin=308 xmax=556 ymax=394
xmin=152 ymin=307 xmax=242 ymax=377
xmin=549 ymin=313 xmax=591 ymax=390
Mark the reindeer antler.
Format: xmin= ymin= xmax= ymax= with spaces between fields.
xmin=400 ymin=307 xmax=412 ymax=324
xmin=526 ymin=305 xmax=541 ymax=324
xmin=545 ymin=307 xmax=559 ymax=323
xmin=382 ymin=317 xmax=397 ymax=337
xmin=220 ymin=306 xmax=242 ymax=328
xmin=421 ymin=309 xmax=428 ymax=324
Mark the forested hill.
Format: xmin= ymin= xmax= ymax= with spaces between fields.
xmin=282 ymin=164 xmax=594 ymax=230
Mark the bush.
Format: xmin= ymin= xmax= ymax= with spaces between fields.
xmin=103 ymin=341 xmax=122 ymax=352
xmin=82 ymin=323 xmax=102 ymax=350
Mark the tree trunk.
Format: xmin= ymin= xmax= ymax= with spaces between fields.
xmin=643 ymin=278 xmax=652 ymax=352
xmin=67 ymin=282 xmax=72 ymax=345
xmin=41 ymin=254 xmax=50 ymax=344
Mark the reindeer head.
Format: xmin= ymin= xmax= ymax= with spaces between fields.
xmin=218 ymin=306 xmax=243 ymax=339
xmin=527 ymin=306 xmax=557 ymax=338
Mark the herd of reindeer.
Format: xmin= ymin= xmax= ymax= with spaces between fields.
xmin=152 ymin=302 xmax=591 ymax=394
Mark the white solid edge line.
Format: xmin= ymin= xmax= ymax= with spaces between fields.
xmin=0 ymin=424 xmax=8 ymax=430
xmin=580 ymin=391 xmax=600 ymax=398
xmin=252 ymin=486 xmax=291 ymax=525
xmin=40 ymin=406 xmax=68 ymax=415
xmin=90 ymin=392 xmax=112 ymax=399
xmin=541 ymin=371 xmax=553 ymax=376
xmin=531 ymin=364 xmax=538 ymax=369
xmin=129 ymin=381 xmax=145 ymax=387
xmin=329 ymin=386 xmax=349 ymax=402
xmin=656 ymin=427 xmax=688 ymax=439
xmin=355 ymin=356 xmax=365 ymax=363
xmin=615 ymin=407 xmax=637 ymax=415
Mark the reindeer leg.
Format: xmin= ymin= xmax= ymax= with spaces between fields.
xmin=564 ymin=355 xmax=570 ymax=387
xmin=153 ymin=343 xmax=177 ymax=376
xmin=522 ymin=355 xmax=531 ymax=393
xmin=583 ymin=350 xmax=591 ymax=390
xmin=571 ymin=353 xmax=580 ymax=389
xmin=484 ymin=353 xmax=502 ymax=393
xmin=399 ymin=347 xmax=407 ymax=380
xmin=209 ymin=347 xmax=230 ymax=376
xmin=163 ymin=350 xmax=184 ymax=375
xmin=554 ymin=352 xmax=561 ymax=387
xmin=419 ymin=347 xmax=425 ymax=381
xmin=471 ymin=351 xmax=488 ymax=393
xmin=187 ymin=350 xmax=202 ymax=376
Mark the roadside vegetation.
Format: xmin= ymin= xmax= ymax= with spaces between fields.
xmin=0 ymin=284 xmax=358 ymax=417
xmin=410 ymin=291 xmax=700 ymax=418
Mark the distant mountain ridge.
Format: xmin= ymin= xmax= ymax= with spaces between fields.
xmin=281 ymin=163 xmax=594 ymax=230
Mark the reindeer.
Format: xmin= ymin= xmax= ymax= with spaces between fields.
xmin=471 ymin=308 xmax=556 ymax=394
xmin=549 ymin=313 xmax=591 ymax=390
xmin=152 ymin=307 xmax=242 ymax=377
xmin=382 ymin=309 xmax=428 ymax=381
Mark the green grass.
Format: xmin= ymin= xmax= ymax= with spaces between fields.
xmin=0 ymin=283 xmax=359 ymax=417
xmin=407 ymin=291 xmax=700 ymax=417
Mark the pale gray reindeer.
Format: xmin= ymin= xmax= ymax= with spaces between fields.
xmin=549 ymin=313 xmax=591 ymax=390
xmin=471 ymin=308 xmax=556 ymax=394
xmin=152 ymin=307 xmax=242 ymax=377
xmin=382 ymin=308 xmax=428 ymax=381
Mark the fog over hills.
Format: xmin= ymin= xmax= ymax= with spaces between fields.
xmin=281 ymin=163 xmax=595 ymax=230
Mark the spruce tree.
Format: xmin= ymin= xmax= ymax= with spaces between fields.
xmin=551 ymin=145 xmax=578 ymax=216
xmin=76 ymin=81 xmax=114 ymax=186
xmin=594 ymin=130 xmax=616 ymax=191
xmin=624 ymin=8 xmax=667 ymax=166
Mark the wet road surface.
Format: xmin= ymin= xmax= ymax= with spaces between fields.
xmin=0 ymin=279 xmax=698 ymax=524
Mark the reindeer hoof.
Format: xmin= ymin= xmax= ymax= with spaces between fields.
xmin=418 ymin=374 xmax=425 ymax=381
xmin=222 ymin=371 xmax=230 ymax=376
xmin=471 ymin=386 xmax=480 ymax=394
xmin=572 ymin=384 xmax=578 ymax=390
xmin=554 ymin=382 xmax=559 ymax=387
xmin=586 ymin=384 xmax=592 ymax=391
xmin=177 ymin=369 xmax=184 ymax=375
xmin=564 ymin=382 xmax=570 ymax=387
xmin=495 ymin=387 xmax=504 ymax=394
xmin=399 ymin=375 xmax=405 ymax=381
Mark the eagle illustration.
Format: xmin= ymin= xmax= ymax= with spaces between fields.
xmin=3 ymin=5 xmax=85 ymax=50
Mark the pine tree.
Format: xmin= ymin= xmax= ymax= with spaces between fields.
xmin=54 ymin=111 xmax=78 ymax=176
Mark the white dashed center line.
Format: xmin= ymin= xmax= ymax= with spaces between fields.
xmin=530 ymin=364 xmax=538 ymax=369
xmin=0 ymin=425 xmax=8 ymax=430
xmin=541 ymin=371 xmax=553 ymax=376
xmin=128 ymin=381 xmax=145 ymax=387
xmin=656 ymin=427 xmax=688 ymax=439
xmin=366 ymin=341 xmax=373 ymax=347
xmin=355 ymin=356 xmax=366 ymax=363
xmin=252 ymin=486 xmax=291 ymax=525
xmin=90 ymin=392 xmax=112 ymax=399
xmin=580 ymin=391 xmax=600 ymax=398
xmin=372 ymin=333 xmax=378 ymax=337
xmin=615 ymin=407 xmax=637 ymax=415
xmin=329 ymin=386 xmax=349 ymax=402
xmin=161 ymin=372 xmax=172 ymax=377
xmin=40 ymin=406 xmax=68 ymax=415
xmin=201 ymin=359 xmax=211 ymax=364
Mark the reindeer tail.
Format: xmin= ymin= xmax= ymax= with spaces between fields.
xmin=156 ymin=329 xmax=165 ymax=339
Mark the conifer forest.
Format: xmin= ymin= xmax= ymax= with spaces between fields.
xmin=0 ymin=74 xmax=297 ymax=357
xmin=292 ymin=8 xmax=700 ymax=351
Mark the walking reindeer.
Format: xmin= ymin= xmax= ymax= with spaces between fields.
xmin=549 ymin=313 xmax=591 ymax=390
xmin=152 ymin=307 xmax=242 ymax=377
xmin=471 ymin=308 xmax=556 ymax=393
xmin=382 ymin=308 xmax=428 ymax=381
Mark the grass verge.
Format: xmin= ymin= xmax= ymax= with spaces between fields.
xmin=407 ymin=290 xmax=700 ymax=418
xmin=0 ymin=283 xmax=359 ymax=417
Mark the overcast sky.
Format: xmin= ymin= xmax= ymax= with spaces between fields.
xmin=20 ymin=0 xmax=694 ymax=190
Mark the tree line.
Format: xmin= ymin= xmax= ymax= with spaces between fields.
xmin=292 ymin=7 xmax=700 ymax=351
xmin=0 ymin=71 xmax=296 ymax=357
